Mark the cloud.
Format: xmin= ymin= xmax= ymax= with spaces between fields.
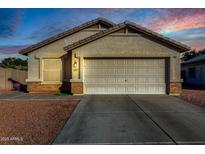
xmin=165 ymin=27 xmax=205 ymax=50
xmin=99 ymin=8 xmax=205 ymax=50
xmin=0 ymin=9 xmax=24 ymax=38
xmin=1 ymin=8 xmax=205 ymax=52
xmin=188 ymin=40 xmax=205 ymax=50
xmin=94 ymin=8 xmax=147 ymax=23
xmin=81 ymin=8 xmax=205 ymax=34
xmin=145 ymin=9 xmax=205 ymax=33
xmin=25 ymin=22 xmax=71 ymax=41
xmin=0 ymin=45 xmax=29 ymax=54
xmin=24 ymin=8 xmax=124 ymax=42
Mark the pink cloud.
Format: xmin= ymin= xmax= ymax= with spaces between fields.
xmin=188 ymin=40 xmax=205 ymax=50
xmin=0 ymin=45 xmax=29 ymax=54
xmin=146 ymin=9 xmax=205 ymax=33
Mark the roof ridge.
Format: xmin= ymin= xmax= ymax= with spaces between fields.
xmin=63 ymin=23 xmax=126 ymax=51
xmin=123 ymin=21 xmax=190 ymax=50
xmin=63 ymin=21 xmax=190 ymax=52
xmin=19 ymin=18 xmax=115 ymax=55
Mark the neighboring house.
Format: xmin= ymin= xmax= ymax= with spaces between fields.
xmin=181 ymin=54 xmax=205 ymax=87
xmin=19 ymin=18 xmax=190 ymax=95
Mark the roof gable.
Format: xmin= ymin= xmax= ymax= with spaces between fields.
xmin=64 ymin=21 xmax=190 ymax=52
xmin=19 ymin=18 xmax=115 ymax=55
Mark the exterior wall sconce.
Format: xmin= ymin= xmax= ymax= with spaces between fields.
xmin=73 ymin=60 xmax=77 ymax=68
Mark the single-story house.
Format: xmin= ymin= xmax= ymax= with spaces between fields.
xmin=19 ymin=18 xmax=190 ymax=95
xmin=181 ymin=54 xmax=205 ymax=87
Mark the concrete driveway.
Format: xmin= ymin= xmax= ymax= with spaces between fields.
xmin=53 ymin=95 xmax=205 ymax=145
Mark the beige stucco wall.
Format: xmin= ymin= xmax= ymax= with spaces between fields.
xmin=27 ymin=29 xmax=101 ymax=82
xmin=71 ymin=33 xmax=181 ymax=83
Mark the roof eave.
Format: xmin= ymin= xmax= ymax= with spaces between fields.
xmin=182 ymin=59 xmax=205 ymax=65
xmin=63 ymin=22 xmax=191 ymax=53
xmin=19 ymin=18 xmax=116 ymax=55
xmin=125 ymin=22 xmax=190 ymax=52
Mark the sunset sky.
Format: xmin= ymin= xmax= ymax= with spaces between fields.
xmin=0 ymin=8 xmax=205 ymax=58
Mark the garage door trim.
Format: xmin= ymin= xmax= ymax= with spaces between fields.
xmin=83 ymin=57 xmax=170 ymax=94
xmin=84 ymin=57 xmax=169 ymax=60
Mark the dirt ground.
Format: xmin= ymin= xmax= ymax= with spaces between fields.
xmin=180 ymin=89 xmax=205 ymax=107
xmin=0 ymin=99 xmax=79 ymax=145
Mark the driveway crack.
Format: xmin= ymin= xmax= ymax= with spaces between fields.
xmin=126 ymin=95 xmax=177 ymax=145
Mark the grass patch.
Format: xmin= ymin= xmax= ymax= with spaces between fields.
xmin=55 ymin=92 xmax=71 ymax=96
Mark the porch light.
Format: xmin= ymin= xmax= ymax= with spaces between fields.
xmin=73 ymin=60 xmax=77 ymax=68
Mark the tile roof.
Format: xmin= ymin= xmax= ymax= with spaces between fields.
xmin=64 ymin=21 xmax=190 ymax=52
xmin=19 ymin=18 xmax=115 ymax=55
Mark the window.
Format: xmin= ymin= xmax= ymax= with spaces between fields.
xmin=181 ymin=70 xmax=186 ymax=79
xmin=189 ymin=67 xmax=196 ymax=78
xmin=43 ymin=59 xmax=62 ymax=82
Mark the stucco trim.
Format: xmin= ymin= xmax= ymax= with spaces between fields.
xmin=26 ymin=79 xmax=42 ymax=82
xmin=70 ymin=79 xmax=83 ymax=82
xmin=41 ymin=81 xmax=62 ymax=84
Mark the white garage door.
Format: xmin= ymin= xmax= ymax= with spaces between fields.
xmin=83 ymin=59 xmax=166 ymax=94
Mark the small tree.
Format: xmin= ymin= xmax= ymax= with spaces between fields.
xmin=181 ymin=48 xmax=205 ymax=62
xmin=198 ymin=49 xmax=205 ymax=55
xmin=1 ymin=57 xmax=28 ymax=70
xmin=1 ymin=58 xmax=14 ymax=68
xmin=181 ymin=50 xmax=199 ymax=62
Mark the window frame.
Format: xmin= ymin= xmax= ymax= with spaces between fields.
xmin=41 ymin=58 xmax=62 ymax=84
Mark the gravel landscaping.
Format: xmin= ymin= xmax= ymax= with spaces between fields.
xmin=180 ymin=89 xmax=205 ymax=107
xmin=0 ymin=99 xmax=79 ymax=145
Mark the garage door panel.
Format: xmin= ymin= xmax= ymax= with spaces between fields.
xmin=126 ymin=77 xmax=135 ymax=83
xmin=84 ymin=59 xmax=166 ymax=94
xmin=114 ymin=69 xmax=125 ymax=75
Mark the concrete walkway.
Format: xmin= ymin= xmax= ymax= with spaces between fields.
xmin=53 ymin=95 xmax=205 ymax=144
